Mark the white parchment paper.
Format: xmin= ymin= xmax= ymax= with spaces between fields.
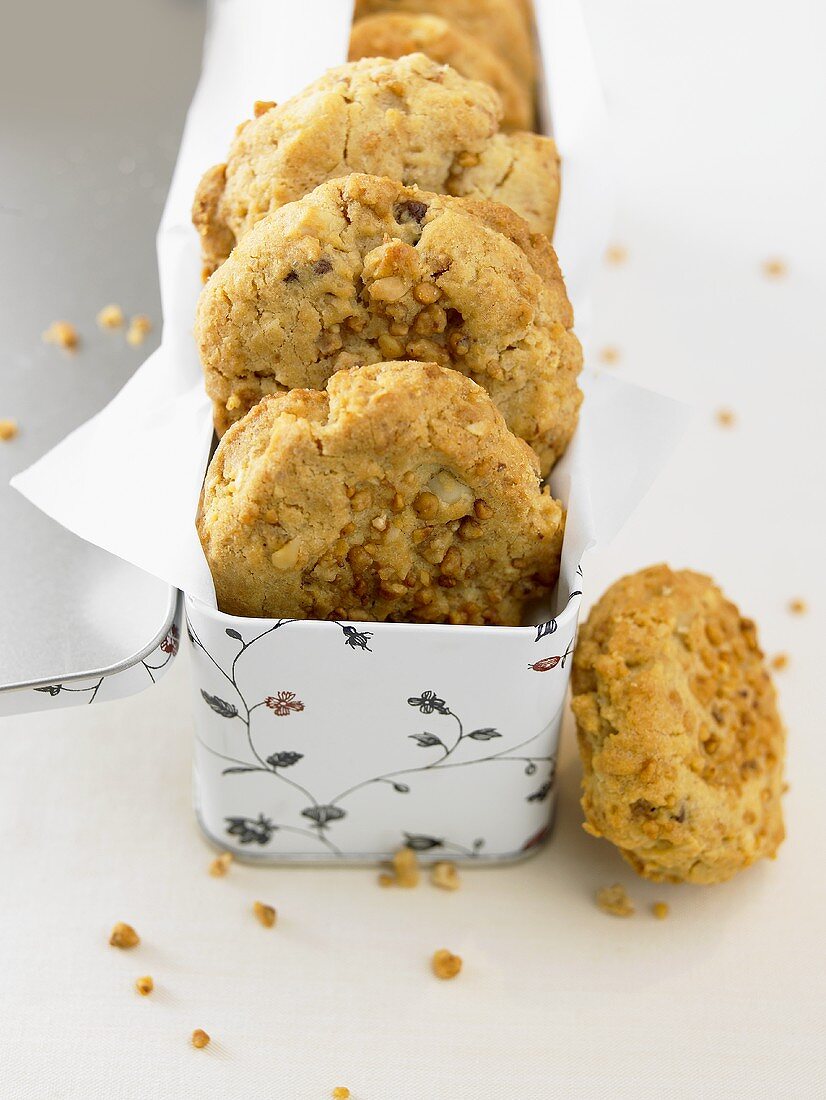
xmin=11 ymin=0 xmax=687 ymax=608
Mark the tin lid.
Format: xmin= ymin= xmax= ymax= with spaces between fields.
xmin=0 ymin=0 xmax=204 ymax=703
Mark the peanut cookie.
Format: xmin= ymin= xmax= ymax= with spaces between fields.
xmin=192 ymin=54 xmax=558 ymax=274
xmin=571 ymin=566 xmax=786 ymax=885
xmin=352 ymin=0 xmax=536 ymax=94
xmin=349 ymin=13 xmax=533 ymax=131
xmin=197 ymin=361 xmax=565 ymax=624
xmin=195 ymin=174 xmax=581 ymax=475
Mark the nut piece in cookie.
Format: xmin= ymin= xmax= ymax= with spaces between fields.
xmin=191 ymin=53 xmax=557 ymax=274
xmin=353 ymin=0 xmax=536 ymax=95
xmin=571 ymin=566 xmax=786 ymax=885
xmin=197 ymin=361 xmax=565 ymax=625
xmin=195 ymin=173 xmax=581 ymax=476
xmin=349 ymin=13 xmax=534 ymax=131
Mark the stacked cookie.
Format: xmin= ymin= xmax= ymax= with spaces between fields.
xmin=193 ymin=7 xmax=581 ymax=627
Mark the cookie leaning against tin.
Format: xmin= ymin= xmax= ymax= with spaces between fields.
xmin=571 ymin=566 xmax=786 ymax=885
xmin=349 ymin=13 xmax=534 ymax=131
xmin=195 ymin=174 xmax=582 ymax=477
xmin=197 ymin=361 xmax=565 ymax=625
xmin=352 ymin=0 xmax=536 ymax=95
xmin=192 ymin=53 xmax=559 ymax=275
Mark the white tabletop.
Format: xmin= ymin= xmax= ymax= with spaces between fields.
xmin=1 ymin=1 xmax=824 ymax=1097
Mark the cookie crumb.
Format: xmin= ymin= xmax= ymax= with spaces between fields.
xmin=377 ymin=873 xmax=395 ymax=888
xmin=431 ymin=861 xmax=460 ymax=891
xmin=599 ymin=345 xmax=620 ymax=365
xmin=191 ymin=1029 xmax=210 ymax=1049
xmin=209 ymin=852 xmax=233 ymax=877
xmin=771 ymin=653 xmax=789 ymax=672
xmin=762 ymin=258 xmax=787 ymax=279
xmin=253 ymin=900 xmax=277 ymax=928
xmin=652 ymin=902 xmax=670 ymax=921
xmin=605 ymin=244 xmax=628 ymax=266
xmin=595 ymin=884 xmax=634 ymax=918
xmin=96 ymin=303 xmax=124 ymax=329
xmin=332 ymin=1089 xmax=350 ymax=1099
xmin=254 ymin=99 xmax=277 ymax=117
xmin=126 ymin=314 xmax=152 ymax=346
xmin=788 ymin=598 xmax=807 ymax=615
xmin=109 ymin=921 xmax=140 ymax=948
xmin=393 ymin=847 xmax=420 ymax=888
xmin=432 ymin=948 xmax=462 ymax=980
xmin=135 ymin=975 xmax=154 ymax=996
xmin=715 ymin=408 xmax=736 ymax=428
xmin=42 ymin=320 xmax=79 ymax=350
xmin=0 ymin=419 xmax=19 ymax=442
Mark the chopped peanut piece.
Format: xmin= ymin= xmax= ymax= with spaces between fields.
xmin=715 ymin=408 xmax=736 ymax=428
xmin=135 ymin=975 xmax=154 ymax=996
xmin=96 ymin=303 xmax=124 ymax=329
xmin=762 ymin=258 xmax=787 ymax=279
xmin=595 ymin=884 xmax=634 ymax=918
xmin=43 ymin=320 xmax=79 ymax=350
xmin=126 ymin=314 xmax=152 ymax=346
xmin=431 ymin=862 xmax=460 ymax=891
xmin=253 ymin=901 xmax=277 ymax=928
xmin=109 ymin=922 xmax=140 ymax=948
xmin=652 ymin=902 xmax=670 ymax=920
xmin=332 ymin=1089 xmax=351 ymax=1099
xmin=254 ymin=100 xmax=276 ymax=117
xmin=0 ymin=419 xmax=18 ymax=441
xmin=599 ymin=345 xmax=620 ymax=365
xmin=771 ymin=653 xmax=789 ymax=672
xmin=191 ymin=1029 xmax=210 ymax=1049
xmin=432 ymin=949 xmax=462 ymax=980
xmin=788 ymin=598 xmax=807 ymax=615
xmin=392 ymin=847 xmax=420 ymax=888
xmin=209 ymin=852 xmax=233 ymax=877
xmin=605 ymin=243 xmax=628 ymax=266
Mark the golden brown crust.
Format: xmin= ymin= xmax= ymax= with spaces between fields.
xmin=571 ymin=566 xmax=786 ymax=885
xmin=195 ymin=174 xmax=582 ymax=476
xmin=353 ymin=0 xmax=536 ymax=93
xmin=197 ymin=361 xmax=565 ymax=624
xmin=349 ymin=13 xmax=534 ymax=131
xmin=191 ymin=54 xmax=558 ymax=274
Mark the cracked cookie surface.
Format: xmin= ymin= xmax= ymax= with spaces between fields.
xmin=192 ymin=53 xmax=558 ymax=275
xmin=349 ymin=13 xmax=534 ymax=131
xmin=197 ymin=361 xmax=565 ymax=625
xmin=195 ymin=174 xmax=581 ymax=476
xmin=571 ymin=565 xmax=786 ymax=885
xmin=352 ymin=0 xmax=536 ymax=95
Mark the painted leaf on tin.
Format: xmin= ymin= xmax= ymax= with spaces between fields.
xmin=409 ymin=732 xmax=443 ymax=748
xmin=225 ymin=628 xmax=243 ymax=642
xmin=201 ymin=690 xmax=238 ymax=719
xmin=403 ymin=833 xmax=444 ymax=851
xmin=468 ymin=728 xmax=501 ymax=741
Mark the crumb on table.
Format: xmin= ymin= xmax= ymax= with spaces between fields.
xmin=431 ymin=861 xmax=460 ymax=891
xmin=599 ymin=345 xmax=620 ymax=365
xmin=652 ymin=902 xmax=670 ymax=920
xmin=191 ymin=1029 xmax=210 ymax=1049
xmin=596 ymin=884 xmax=635 ymax=918
xmin=432 ymin=949 xmax=463 ymax=980
xmin=109 ymin=921 xmax=140 ymax=948
xmin=605 ymin=244 xmax=628 ymax=266
xmin=715 ymin=408 xmax=736 ymax=428
xmin=332 ymin=1089 xmax=350 ymax=1099
xmin=209 ymin=852 xmax=233 ymax=877
xmin=762 ymin=258 xmax=787 ymax=279
xmin=126 ymin=314 xmax=152 ymax=346
xmin=771 ymin=653 xmax=789 ymax=672
xmin=135 ymin=975 xmax=154 ymax=996
xmin=788 ymin=598 xmax=807 ymax=615
xmin=97 ymin=303 xmax=124 ymax=329
xmin=0 ymin=419 xmax=18 ymax=442
xmin=379 ymin=847 xmax=420 ymax=888
xmin=42 ymin=320 xmax=79 ymax=350
xmin=253 ymin=900 xmax=277 ymax=928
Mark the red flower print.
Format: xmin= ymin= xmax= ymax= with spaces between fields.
xmin=265 ymin=691 xmax=305 ymax=717
xmin=160 ymin=625 xmax=180 ymax=656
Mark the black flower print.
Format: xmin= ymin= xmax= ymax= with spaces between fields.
xmin=302 ymin=805 xmax=346 ymax=827
xmin=266 ymin=752 xmax=304 ymax=769
xmin=341 ymin=625 xmax=373 ymax=651
xmin=225 ymin=814 xmax=277 ymax=845
xmin=407 ymin=690 xmax=449 ymax=715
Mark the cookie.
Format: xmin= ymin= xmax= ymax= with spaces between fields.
xmin=197 ymin=360 xmax=565 ymax=625
xmin=195 ymin=173 xmax=582 ymax=476
xmin=192 ymin=53 xmax=558 ymax=274
xmin=352 ymin=0 xmax=536 ymax=94
xmin=349 ymin=13 xmax=534 ymax=131
xmin=571 ymin=566 xmax=786 ymax=885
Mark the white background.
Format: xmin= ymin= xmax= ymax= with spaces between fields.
xmin=1 ymin=1 xmax=825 ymax=1097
